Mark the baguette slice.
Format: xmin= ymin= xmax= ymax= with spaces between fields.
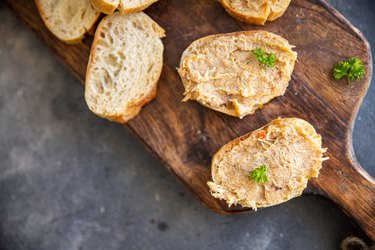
xmin=90 ymin=0 xmax=119 ymax=15
xmin=268 ymin=0 xmax=292 ymax=21
xmin=219 ymin=0 xmax=291 ymax=25
xmin=207 ymin=118 xmax=328 ymax=210
xmin=35 ymin=0 xmax=100 ymax=44
xmin=85 ymin=12 xmax=165 ymax=123
xmin=178 ymin=30 xmax=297 ymax=118
xmin=90 ymin=0 xmax=158 ymax=15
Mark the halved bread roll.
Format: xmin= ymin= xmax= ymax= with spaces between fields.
xmin=35 ymin=0 xmax=100 ymax=44
xmin=219 ymin=0 xmax=292 ymax=25
xmin=90 ymin=0 xmax=158 ymax=15
xmin=85 ymin=12 xmax=165 ymax=123
xmin=178 ymin=30 xmax=297 ymax=118
xmin=207 ymin=118 xmax=328 ymax=210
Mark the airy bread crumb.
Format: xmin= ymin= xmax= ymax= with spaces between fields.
xmin=85 ymin=12 xmax=165 ymax=123
xmin=35 ymin=0 xmax=100 ymax=44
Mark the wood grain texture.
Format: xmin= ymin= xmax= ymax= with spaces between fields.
xmin=5 ymin=0 xmax=375 ymax=239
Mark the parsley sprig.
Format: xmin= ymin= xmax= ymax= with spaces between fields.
xmin=249 ymin=164 xmax=269 ymax=183
xmin=252 ymin=48 xmax=276 ymax=68
xmin=333 ymin=57 xmax=365 ymax=84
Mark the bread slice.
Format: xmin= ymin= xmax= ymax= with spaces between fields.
xmin=207 ymin=118 xmax=328 ymax=210
xmin=90 ymin=0 xmax=119 ymax=15
xmin=219 ymin=0 xmax=291 ymax=25
xmin=35 ymin=0 xmax=100 ymax=44
xmin=268 ymin=0 xmax=292 ymax=21
xmin=85 ymin=11 xmax=165 ymax=123
xmin=178 ymin=30 xmax=297 ymax=118
xmin=90 ymin=0 xmax=158 ymax=15
xmin=119 ymin=0 xmax=159 ymax=14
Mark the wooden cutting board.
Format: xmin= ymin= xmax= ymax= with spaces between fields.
xmin=5 ymin=0 xmax=375 ymax=239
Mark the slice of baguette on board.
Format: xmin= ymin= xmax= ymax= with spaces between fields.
xmin=90 ymin=0 xmax=158 ymax=15
xmin=178 ymin=30 xmax=297 ymax=118
xmin=85 ymin=11 xmax=165 ymax=123
xmin=35 ymin=0 xmax=100 ymax=44
xmin=90 ymin=0 xmax=118 ymax=15
xmin=268 ymin=0 xmax=292 ymax=21
xmin=207 ymin=118 xmax=328 ymax=210
xmin=219 ymin=0 xmax=291 ymax=25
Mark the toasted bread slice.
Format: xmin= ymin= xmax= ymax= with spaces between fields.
xmin=178 ymin=30 xmax=297 ymax=118
xmin=35 ymin=0 xmax=100 ymax=44
xmin=85 ymin=12 xmax=165 ymax=123
xmin=90 ymin=0 xmax=158 ymax=15
xmin=219 ymin=0 xmax=291 ymax=25
xmin=207 ymin=118 xmax=328 ymax=210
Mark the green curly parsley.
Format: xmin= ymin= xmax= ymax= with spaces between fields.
xmin=252 ymin=48 xmax=277 ymax=68
xmin=333 ymin=57 xmax=365 ymax=84
xmin=249 ymin=164 xmax=269 ymax=183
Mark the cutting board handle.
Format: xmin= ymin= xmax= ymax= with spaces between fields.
xmin=311 ymin=147 xmax=375 ymax=240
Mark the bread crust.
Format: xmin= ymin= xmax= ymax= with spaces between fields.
xmin=35 ymin=0 xmax=100 ymax=44
xmin=178 ymin=30 xmax=297 ymax=118
xmin=268 ymin=0 xmax=292 ymax=21
xmin=90 ymin=0 xmax=118 ymax=15
xmin=219 ymin=0 xmax=269 ymax=25
xmin=85 ymin=12 xmax=165 ymax=123
xmin=219 ymin=0 xmax=291 ymax=25
xmin=119 ymin=0 xmax=159 ymax=14
xmin=102 ymin=78 xmax=159 ymax=123
xmin=90 ymin=0 xmax=159 ymax=15
xmin=207 ymin=118 xmax=327 ymax=209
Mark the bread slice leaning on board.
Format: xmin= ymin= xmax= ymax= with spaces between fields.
xmin=178 ymin=30 xmax=297 ymax=118
xmin=207 ymin=118 xmax=328 ymax=210
xmin=90 ymin=0 xmax=159 ymax=15
xmin=219 ymin=0 xmax=292 ymax=25
xmin=85 ymin=11 xmax=165 ymax=123
xmin=35 ymin=0 xmax=100 ymax=44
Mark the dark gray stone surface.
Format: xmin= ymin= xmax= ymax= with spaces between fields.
xmin=0 ymin=1 xmax=373 ymax=249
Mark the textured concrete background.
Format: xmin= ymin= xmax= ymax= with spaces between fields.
xmin=0 ymin=0 xmax=374 ymax=249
